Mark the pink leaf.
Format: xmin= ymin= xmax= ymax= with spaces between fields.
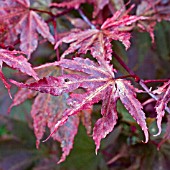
xmin=136 ymin=0 xmax=170 ymax=43
xmin=58 ymin=57 xmax=111 ymax=77
xmin=55 ymin=8 xmax=146 ymax=62
xmin=116 ymin=79 xmax=149 ymax=143
xmin=0 ymin=1 xmax=54 ymax=59
xmin=10 ymin=58 xmax=112 ymax=95
xmin=101 ymin=10 xmax=146 ymax=50
xmin=18 ymin=11 xmax=54 ymax=59
xmin=0 ymin=49 xmax=38 ymax=80
xmin=31 ymin=93 xmax=50 ymax=148
xmin=93 ymin=85 xmax=119 ymax=153
xmin=10 ymin=75 xmax=100 ymax=96
xmin=31 ymin=11 xmax=55 ymax=45
xmin=153 ymin=80 xmax=170 ymax=136
xmin=11 ymin=58 xmax=149 ymax=160
xmin=52 ymin=115 xmax=79 ymax=164
xmin=8 ymin=88 xmax=37 ymax=113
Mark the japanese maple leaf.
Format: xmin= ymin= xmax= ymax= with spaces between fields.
xmin=11 ymin=57 xmax=149 ymax=159
xmin=136 ymin=0 xmax=170 ymax=42
xmin=153 ymin=80 xmax=170 ymax=136
xmin=9 ymin=66 xmax=92 ymax=163
xmin=137 ymin=0 xmax=170 ymax=21
xmin=55 ymin=7 xmax=146 ymax=62
xmin=0 ymin=49 xmax=38 ymax=96
xmin=0 ymin=0 xmax=54 ymax=59
xmin=31 ymin=93 xmax=80 ymax=159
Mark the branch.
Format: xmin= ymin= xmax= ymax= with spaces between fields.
xmin=143 ymin=79 xmax=169 ymax=84
xmin=30 ymin=7 xmax=53 ymax=16
xmin=112 ymin=51 xmax=140 ymax=82
xmin=113 ymin=50 xmax=170 ymax=114
xmin=78 ymin=8 xmax=96 ymax=29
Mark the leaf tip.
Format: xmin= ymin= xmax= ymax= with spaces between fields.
xmin=36 ymin=140 xmax=40 ymax=149
xmin=144 ymin=129 xmax=149 ymax=143
xmin=57 ymin=159 xmax=64 ymax=164
xmin=153 ymin=121 xmax=162 ymax=137
xmin=141 ymin=126 xmax=149 ymax=143
xmin=95 ymin=148 xmax=98 ymax=155
xmin=8 ymin=88 xmax=12 ymax=100
xmin=42 ymin=134 xmax=52 ymax=143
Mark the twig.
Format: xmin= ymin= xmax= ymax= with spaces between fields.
xmin=45 ymin=8 xmax=73 ymax=24
xmin=113 ymin=51 xmax=170 ymax=114
xmin=139 ymin=80 xmax=158 ymax=100
xmin=112 ymin=50 xmax=140 ymax=82
xmin=78 ymin=8 xmax=96 ymax=29
xmin=143 ymin=79 xmax=169 ymax=84
xmin=30 ymin=7 xmax=53 ymax=16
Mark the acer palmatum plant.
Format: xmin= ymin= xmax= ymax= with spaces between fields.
xmin=0 ymin=0 xmax=170 ymax=164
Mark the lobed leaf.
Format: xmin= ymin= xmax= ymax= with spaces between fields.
xmin=0 ymin=0 xmax=54 ymax=59
xmin=55 ymin=8 xmax=146 ymax=63
xmin=10 ymin=57 xmax=149 ymax=162
xmin=17 ymin=10 xmax=54 ymax=59
xmin=136 ymin=0 xmax=170 ymax=43
xmin=0 ymin=49 xmax=38 ymax=80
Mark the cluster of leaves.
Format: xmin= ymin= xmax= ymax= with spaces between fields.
xmin=0 ymin=0 xmax=170 ymax=165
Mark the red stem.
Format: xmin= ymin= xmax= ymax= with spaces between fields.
xmin=52 ymin=19 xmax=60 ymax=61
xmin=30 ymin=7 xmax=73 ymax=19
xmin=45 ymin=8 xmax=73 ymax=23
xmin=29 ymin=7 xmax=53 ymax=16
xmin=143 ymin=79 xmax=169 ymax=84
xmin=112 ymin=50 xmax=140 ymax=82
xmin=116 ymin=75 xmax=137 ymax=80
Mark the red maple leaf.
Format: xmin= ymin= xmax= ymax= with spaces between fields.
xmin=9 ymin=66 xmax=92 ymax=163
xmin=136 ymin=0 xmax=170 ymax=43
xmin=55 ymin=7 xmax=146 ymax=63
xmin=0 ymin=49 xmax=38 ymax=96
xmin=0 ymin=0 xmax=54 ymax=59
xmin=11 ymin=57 xmax=149 ymax=162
